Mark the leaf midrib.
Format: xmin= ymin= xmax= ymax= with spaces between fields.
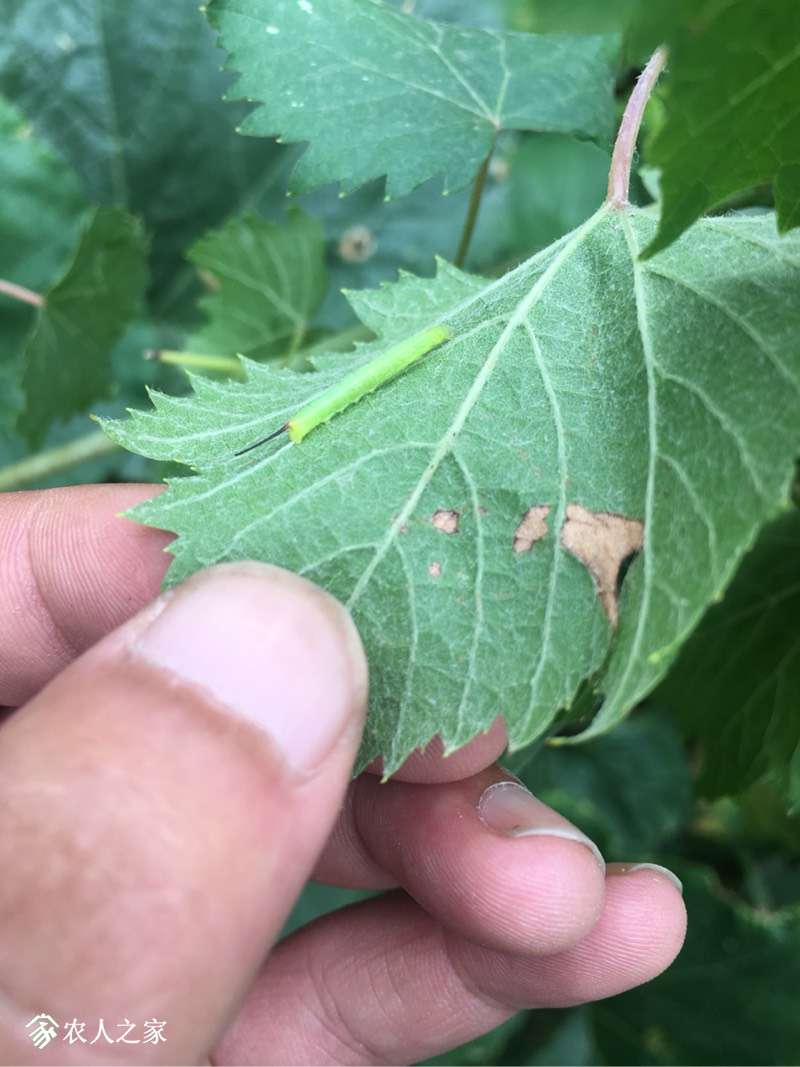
xmin=598 ymin=211 xmax=659 ymax=725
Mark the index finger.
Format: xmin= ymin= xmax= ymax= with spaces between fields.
xmin=0 ymin=484 xmax=169 ymax=705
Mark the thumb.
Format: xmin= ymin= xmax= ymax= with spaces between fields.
xmin=0 ymin=563 xmax=367 ymax=1065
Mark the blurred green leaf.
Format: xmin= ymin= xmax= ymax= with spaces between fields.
xmin=0 ymin=0 xmax=293 ymax=291
xmin=0 ymin=98 xmax=88 ymax=429
xmin=504 ymin=134 xmax=610 ymax=255
xmin=518 ymin=712 xmax=692 ymax=858
xmin=515 ymin=1009 xmax=598 ymax=1066
xmin=187 ymin=210 xmax=327 ymax=362
xmin=733 ymin=780 xmax=800 ymax=858
xmin=0 ymin=99 xmax=87 ymax=298
xmin=594 ymin=865 xmax=800 ymax=1065
xmin=18 ymin=206 xmax=147 ymax=446
xmin=658 ymin=509 xmax=800 ymax=810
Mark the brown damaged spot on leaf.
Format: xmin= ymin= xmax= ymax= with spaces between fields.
xmin=513 ymin=505 xmax=551 ymax=554
xmin=560 ymin=504 xmax=644 ymax=627
xmin=432 ymin=509 xmax=459 ymax=534
xmin=428 ymin=560 xmax=442 ymax=578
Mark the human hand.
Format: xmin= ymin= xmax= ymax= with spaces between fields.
xmin=0 ymin=484 xmax=686 ymax=1065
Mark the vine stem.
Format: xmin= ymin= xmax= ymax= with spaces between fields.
xmin=0 ymin=430 xmax=119 ymax=492
xmin=454 ymin=147 xmax=493 ymax=269
xmin=607 ymin=47 xmax=668 ymax=207
xmin=0 ymin=278 xmax=45 ymax=308
xmin=150 ymin=323 xmax=373 ymax=377
xmin=147 ymin=350 xmax=246 ymax=377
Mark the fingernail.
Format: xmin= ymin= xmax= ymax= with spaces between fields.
xmin=609 ymin=863 xmax=683 ymax=894
xmin=134 ymin=562 xmax=367 ymax=771
xmin=478 ymin=780 xmax=605 ymax=871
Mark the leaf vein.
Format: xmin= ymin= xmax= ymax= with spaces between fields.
xmin=644 ymin=262 xmax=800 ymax=395
xmin=522 ymin=319 xmax=567 ymax=732
xmin=451 ymin=450 xmax=484 ymax=738
xmin=607 ymin=212 xmax=660 ymax=715
xmin=345 ymin=206 xmax=609 ymax=612
xmin=658 ymin=451 xmax=721 ymax=576
xmin=655 ymin=366 xmax=770 ymax=502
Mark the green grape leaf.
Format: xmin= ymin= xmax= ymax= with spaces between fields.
xmin=206 ymin=0 xmax=618 ymax=198
xmin=520 ymin=0 xmax=800 ymax=254
xmin=0 ymin=359 xmax=20 ymax=434
xmin=0 ymin=0 xmax=293 ymax=291
xmin=18 ymin=206 xmax=147 ymax=447
xmin=105 ymin=206 xmax=800 ymax=773
xmin=644 ymin=1 xmax=800 ymax=257
xmin=0 ymin=100 xmax=86 ymax=300
xmin=0 ymin=98 xmax=88 ymax=431
xmin=658 ymin=508 xmax=800 ymax=810
xmin=594 ymin=866 xmax=800 ymax=1066
xmin=187 ymin=210 xmax=327 ymax=362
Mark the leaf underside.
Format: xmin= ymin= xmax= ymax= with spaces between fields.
xmin=106 ymin=206 xmax=800 ymax=773
xmin=206 ymin=0 xmax=618 ymax=197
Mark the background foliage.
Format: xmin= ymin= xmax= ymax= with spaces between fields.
xmin=1 ymin=1 xmax=798 ymax=1063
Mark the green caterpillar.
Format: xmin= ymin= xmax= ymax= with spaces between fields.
xmin=235 ymin=324 xmax=452 ymax=455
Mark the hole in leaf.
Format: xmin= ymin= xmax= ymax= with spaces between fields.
xmin=560 ymin=504 xmax=644 ymax=627
xmin=513 ymin=505 xmax=550 ymax=553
